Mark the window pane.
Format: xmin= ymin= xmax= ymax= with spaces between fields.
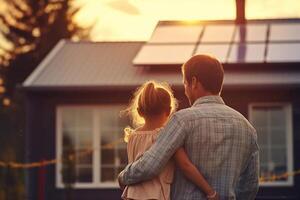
xmin=101 ymin=149 xmax=115 ymax=165
xmin=272 ymin=147 xmax=287 ymax=166
xmin=270 ymin=107 xmax=286 ymax=128
xmin=101 ymin=167 xmax=115 ymax=182
xmin=133 ymin=45 xmax=194 ymax=65
xmin=251 ymin=108 xmax=267 ymax=127
xmin=201 ymin=25 xmax=235 ymax=42
xmin=76 ymin=167 xmax=92 ymax=183
xmin=62 ymin=108 xmax=92 ymax=130
xmin=267 ymin=43 xmax=300 ymax=62
xmin=78 ymin=131 xmax=93 ymax=148
xmin=61 ymin=108 xmax=94 ymax=184
xmin=77 ymin=149 xmax=93 ymax=165
xmin=63 ymin=131 xmax=76 ymax=150
xmin=234 ymin=24 xmax=267 ymax=42
xmin=149 ymin=25 xmax=203 ymax=43
xmin=99 ymin=106 xmax=129 ymax=184
xmin=101 ymin=130 xmax=115 ymax=147
xmin=271 ymin=129 xmax=286 ymax=147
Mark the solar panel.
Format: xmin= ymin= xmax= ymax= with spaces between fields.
xmin=133 ymin=21 xmax=300 ymax=66
xmin=201 ymin=25 xmax=235 ymax=43
xmin=133 ymin=44 xmax=195 ymax=65
xmin=269 ymin=24 xmax=300 ymax=41
xmin=148 ymin=25 xmax=203 ymax=43
xmin=195 ymin=44 xmax=229 ymax=62
xmin=267 ymin=43 xmax=300 ymax=62
xmin=234 ymin=24 xmax=268 ymax=42
xmin=228 ymin=44 xmax=265 ymax=63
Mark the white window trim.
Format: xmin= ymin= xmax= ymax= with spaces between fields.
xmin=56 ymin=105 xmax=125 ymax=189
xmin=248 ymin=102 xmax=294 ymax=187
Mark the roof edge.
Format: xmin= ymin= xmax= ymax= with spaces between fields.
xmin=23 ymin=39 xmax=67 ymax=86
xmin=19 ymin=83 xmax=300 ymax=93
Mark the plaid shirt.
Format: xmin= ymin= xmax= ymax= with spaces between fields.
xmin=120 ymin=95 xmax=259 ymax=200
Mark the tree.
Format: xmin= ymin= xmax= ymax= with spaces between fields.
xmin=0 ymin=0 xmax=92 ymax=159
xmin=0 ymin=0 xmax=91 ymax=103
xmin=0 ymin=1 xmax=91 ymax=198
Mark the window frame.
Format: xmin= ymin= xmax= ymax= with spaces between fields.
xmin=56 ymin=105 xmax=127 ymax=189
xmin=248 ymin=102 xmax=294 ymax=187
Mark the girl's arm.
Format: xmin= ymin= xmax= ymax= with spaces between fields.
xmin=174 ymin=148 xmax=218 ymax=199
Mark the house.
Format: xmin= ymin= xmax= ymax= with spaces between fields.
xmin=22 ymin=19 xmax=300 ymax=200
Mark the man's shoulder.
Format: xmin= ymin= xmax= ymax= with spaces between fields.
xmin=173 ymin=107 xmax=194 ymax=118
xmin=172 ymin=107 xmax=207 ymax=123
xmin=223 ymin=105 xmax=257 ymax=136
xmin=174 ymin=105 xmax=255 ymax=129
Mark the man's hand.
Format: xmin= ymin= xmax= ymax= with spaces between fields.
xmin=118 ymin=171 xmax=126 ymax=190
xmin=206 ymin=191 xmax=220 ymax=200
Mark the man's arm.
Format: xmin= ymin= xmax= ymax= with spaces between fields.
xmin=236 ymin=139 xmax=260 ymax=200
xmin=119 ymin=113 xmax=187 ymax=185
xmin=174 ymin=148 xmax=218 ymax=199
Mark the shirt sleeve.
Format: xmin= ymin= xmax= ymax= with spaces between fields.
xmin=236 ymin=135 xmax=260 ymax=200
xmin=120 ymin=113 xmax=187 ymax=185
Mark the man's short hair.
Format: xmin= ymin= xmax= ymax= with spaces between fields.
xmin=182 ymin=54 xmax=224 ymax=94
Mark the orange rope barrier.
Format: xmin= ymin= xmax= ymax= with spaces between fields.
xmin=1 ymin=137 xmax=299 ymax=183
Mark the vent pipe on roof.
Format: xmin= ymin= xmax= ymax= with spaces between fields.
xmin=236 ymin=0 xmax=246 ymax=24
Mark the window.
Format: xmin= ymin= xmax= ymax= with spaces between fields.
xmin=249 ymin=103 xmax=293 ymax=186
xmin=56 ymin=105 xmax=129 ymax=188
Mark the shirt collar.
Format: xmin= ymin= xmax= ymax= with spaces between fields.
xmin=192 ymin=95 xmax=225 ymax=107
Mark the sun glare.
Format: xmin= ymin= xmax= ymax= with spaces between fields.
xmin=74 ymin=0 xmax=236 ymax=41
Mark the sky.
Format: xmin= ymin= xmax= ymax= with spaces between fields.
xmin=73 ymin=0 xmax=300 ymax=41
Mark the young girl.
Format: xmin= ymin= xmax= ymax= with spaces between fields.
xmin=121 ymin=81 xmax=218 ymax=200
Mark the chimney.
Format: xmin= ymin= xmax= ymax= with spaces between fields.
xmin=236 ymin=0 xmax=246 ymax=24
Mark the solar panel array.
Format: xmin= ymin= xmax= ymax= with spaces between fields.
xmin=133 ymin=21 xmax=300 ymax=65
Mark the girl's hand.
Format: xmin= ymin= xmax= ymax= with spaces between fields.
xmin=206 ymin=191 xmax=220 ymax=200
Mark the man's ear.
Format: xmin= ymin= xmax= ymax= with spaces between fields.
xmin=191 ymin=76 xmax=197 ymax=89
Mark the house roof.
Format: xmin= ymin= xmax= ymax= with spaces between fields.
xmin=22 ymin=39 xmax=300 ymax=91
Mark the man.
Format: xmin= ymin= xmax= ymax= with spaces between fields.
xmin=119 ymin=55 xmax=259 ymax=199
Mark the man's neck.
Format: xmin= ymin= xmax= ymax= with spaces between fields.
xmin=191 ymin=91 xmax=215 ymax=105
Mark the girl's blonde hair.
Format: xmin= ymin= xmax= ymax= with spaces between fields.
xmin=121 ymin=80 xmax=178 ymax=142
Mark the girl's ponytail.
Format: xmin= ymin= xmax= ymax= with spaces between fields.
xmin=121 ymin=80 xmax=178 ymax=142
